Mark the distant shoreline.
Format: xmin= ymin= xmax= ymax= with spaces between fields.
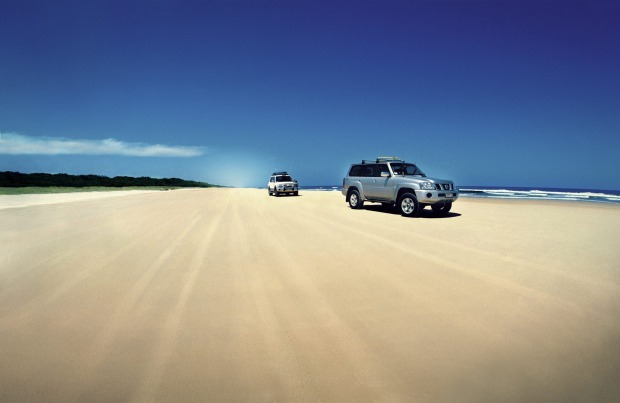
xmin=3 ymin=183 xmax=620 ymax=205
xmin=0 ymin=186 xmax=193 ymax=196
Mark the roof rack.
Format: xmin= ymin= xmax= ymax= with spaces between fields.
xmin=272 ymin=171 xmax=289 ymax=175
xmin=377 ymin=156 xmax=402 ymax=162
xmin=361 ymin=157 xmax=403 ymax=164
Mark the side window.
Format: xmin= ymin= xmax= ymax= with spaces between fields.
xmin=374 ymin=164 xmax=389 ymax=177
xmin=270 ymin=177 xmax=275 ymax=183
xmin=349 ymin=164 xmax=378 ymax=177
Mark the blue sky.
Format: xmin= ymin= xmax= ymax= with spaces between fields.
xmin=1 ymin=0 xmax=618 ymax=189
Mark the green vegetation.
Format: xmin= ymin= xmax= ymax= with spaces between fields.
xmin=0 ymin=171 xmax=218 ymax=194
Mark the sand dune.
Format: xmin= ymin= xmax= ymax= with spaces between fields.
xmin=1 ymin=188 xmax=619 ymax=402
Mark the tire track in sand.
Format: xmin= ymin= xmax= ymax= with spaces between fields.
xmin=130 ymin=195 xmax=231 ymax=403
xmin=66 ymin=212 xmax=205 ymax=399
xmin=0 ymin=213 xmax=182 ymax=327
xmin=235 ymin=195 xmax=404 ymax=401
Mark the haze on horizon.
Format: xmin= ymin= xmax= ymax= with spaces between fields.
xmin=1 ymin=0 xmax=618 ymax=189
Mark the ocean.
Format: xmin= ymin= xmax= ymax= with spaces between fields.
xmin=299 ymin=186 xmax=620 ymax=205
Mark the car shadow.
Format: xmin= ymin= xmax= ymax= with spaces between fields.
xmin=363 ymin=204 xmax=461 ymax=218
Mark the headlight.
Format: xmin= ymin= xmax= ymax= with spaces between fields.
xmin=420 ymin=182 xmax=435 ymax=190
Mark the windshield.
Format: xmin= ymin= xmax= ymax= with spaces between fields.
xmin=276 ymin=175 xmax=293 ymax=182
xmin=390 ymin=163 xmax=426 ymax=177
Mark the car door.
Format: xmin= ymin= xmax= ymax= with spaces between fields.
xmin=366 ymin=164 xmax=392 ymax=200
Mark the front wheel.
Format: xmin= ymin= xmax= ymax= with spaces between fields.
xmin=348 ymin=190 xmax=364 ymax=209
xmin=397 ymin=193 xmax=420 ymax=217
xmin=431 ymin=202 xmax=452 ymax=216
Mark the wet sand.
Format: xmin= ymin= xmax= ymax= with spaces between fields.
xmin=1 ymin=188 xmax=619 ymax=402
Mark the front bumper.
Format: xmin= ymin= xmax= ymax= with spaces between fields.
xmin=415 ymin=190 xmax=459 ymax=204
xmin=275 ymin=186 xmax=298 ymax=193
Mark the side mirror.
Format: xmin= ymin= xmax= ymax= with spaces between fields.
xmin=380 ymin=172 xmax=390 ymax=178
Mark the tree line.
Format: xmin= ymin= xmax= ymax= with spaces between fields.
xmin=0 ymin=171 xmax=217 ymax=188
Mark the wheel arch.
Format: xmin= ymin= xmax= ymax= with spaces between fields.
xmin=346 ymin=186 xmax=360 ymax=202
xmin=396 ymin=187 xmax=417 ymax=200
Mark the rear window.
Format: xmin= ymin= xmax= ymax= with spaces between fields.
xmin=349 ymin=165 xmax=363 ymax=176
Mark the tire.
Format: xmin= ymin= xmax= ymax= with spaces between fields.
xmin=348 ymin=189 xmax=364 ymax=209
xmin=274 ymin=190 xmax=279 ymax=197
xmin=397 ymin=192 xmax=420 ymax=217
xmin=293 ymin=191 xmax=298 ymax=196
xmin=268 ymin=188 xmax=273 ymax=196
xmin=431 ymin=202 xmax=452 ymax=216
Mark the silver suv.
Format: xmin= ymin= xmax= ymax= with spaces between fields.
xmin=268 ymin=172 xmax=299 ymax=196
xmin=342 ymin=157 xmax=458 ymax=217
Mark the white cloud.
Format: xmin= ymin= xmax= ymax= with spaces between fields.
xmin=0 ymin=132 xmax=204 ymax=157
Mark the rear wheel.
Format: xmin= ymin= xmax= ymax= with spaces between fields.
xmin=348 ymin=190 xmax=364 ymax=209
xmin=397 ymin=193 xmax=420 ymax=217
xmin=431 ymin=202 xmax=452 ymax=216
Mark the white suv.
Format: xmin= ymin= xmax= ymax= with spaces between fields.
xmin=268 ymin=172 xmax=299 ymax=196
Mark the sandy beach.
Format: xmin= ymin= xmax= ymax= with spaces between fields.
xmin=1 ymin=188 xmax=619 ymax=402
xmin=0 ymin=189 xmax=162 ymax=210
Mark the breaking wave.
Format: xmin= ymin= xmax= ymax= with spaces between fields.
xmin=458 ymin=187 xmax=620 ymax=204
